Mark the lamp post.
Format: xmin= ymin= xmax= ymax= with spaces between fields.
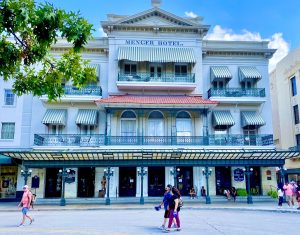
xmin=278 ymin=166 xmax=287 ymax=202
xmin=202 ymin=166 xmax=212 ymax=204
xmin=243 ymin=167 xmax=253 ymax=204
xmin=278 ymin=166 xmax=287 ymax=186
xmin=104 ymin=167 xmax=114 ymax=205
xmin=137 ymin=167 xmax=147 ymax=205
xmin=170 ymin=167 xmax=180 ymax=188
xmin=20 ymin=168 xmax=32 ymax=185
xmin=57 ymin=168 xmax=70 ymax=206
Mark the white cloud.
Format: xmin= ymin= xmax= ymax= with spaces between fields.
xmin=268 ymin=33 xmax=289 ymax=72
xmin=99 ymin=27 xmax=107 ymax=37
xmin=185 ymin=11 xmax=198 ymax=18
xmin=205 ymin=25 xmax=289 ymax=72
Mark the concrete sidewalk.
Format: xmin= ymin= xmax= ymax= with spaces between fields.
xmin=1 ymin=201 xmax=300 ymax=214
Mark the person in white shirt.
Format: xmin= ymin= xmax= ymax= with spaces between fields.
xmin=277 ymin=187 xmax=284 ymax=209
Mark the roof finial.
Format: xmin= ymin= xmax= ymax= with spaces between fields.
xmin=151 ymin=0 xmax=161 ymax=8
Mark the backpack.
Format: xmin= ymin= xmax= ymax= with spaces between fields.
xmin=29 ymin=191 xmax=36 ymax=208
xmin=178 ymin=197 xmax=183 ymax=208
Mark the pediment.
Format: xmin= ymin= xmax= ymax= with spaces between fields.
xmin=115 ymin=8 xmax=196 ymax=27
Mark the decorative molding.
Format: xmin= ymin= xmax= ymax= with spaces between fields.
xmin=51 ymin=48 xmax=108 ymax=54
xmin=202 ymin=51 xmax=267 ymax=58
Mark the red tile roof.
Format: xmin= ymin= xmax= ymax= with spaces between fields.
xmin=96 ymin=95 xmax=217 ymax=105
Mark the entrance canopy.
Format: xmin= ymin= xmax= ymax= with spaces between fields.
xmin=0 ymin=154 xmax=11 ymax=164
xmin=1 ymin=148 xmax=299 ymax=168
xmin=118 ymin=46 xmax=196 ymax=63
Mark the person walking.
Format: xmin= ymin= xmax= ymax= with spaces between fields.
xmin=164 ymin=187 xmax=181 ymax=232
xmin=155 ymin=184 xmax=175 ymax=230
xmin=18 ymin=185 xmax=34 ymax=226
xmin=283 ymin=181 xmax=294 ymax=208
xmin=231 ymin=187 xmax=237 ymax=202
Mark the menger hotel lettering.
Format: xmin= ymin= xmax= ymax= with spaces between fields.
xmin=125 ymin=40 xmax=184 ymax=46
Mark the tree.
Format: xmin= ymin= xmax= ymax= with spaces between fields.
xmin=0 ymin=0 xmax=96 ymax=100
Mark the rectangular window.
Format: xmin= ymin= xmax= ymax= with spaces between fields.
xmin=293 ymin=105 xmax=299 ymax=124
xmin=175 ymin=65 xmax=187 ymax=75
xmin=291 ymin=76 xmax=297 ymax=96
xmin=4 ymin=90 xmax=15 ymax=105
xmin=1 ymin=123 xmax=15 ymax=139
xmin=121 ymin=120 xmax=136 ymax=136
xmin=296 ymin=134 xmax=300 ymax=146
xmin=243 ymin=127 xmax=257 ymax=146
xmin=124 ymin=64 xmax=137 ymax=74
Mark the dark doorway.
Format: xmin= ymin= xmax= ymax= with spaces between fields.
xmin=148 ymin=167 xmax=165 ymax=196
xmin=77 ymin=167 xmax=95 ymax=197
xmin=215 ymin=167 xmax=232 ymax=195
xmin=45 ymin=168 xmax=61 ymax=198
xmin=176 ymin=166 xmax=193 ymax=196
xmin=119 ymin=167 xmax=136 ymax=197
xmin=246 ymin=166 xmax=262 ymax=195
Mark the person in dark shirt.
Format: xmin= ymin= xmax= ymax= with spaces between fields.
xmin=165 ymin=187 xmax=181 ymax=232
xmin=156 ymin=184 xmax=176 ymax=230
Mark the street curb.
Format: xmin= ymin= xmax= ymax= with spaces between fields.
xmin=1 ymin=206 xmax=300 ymax=214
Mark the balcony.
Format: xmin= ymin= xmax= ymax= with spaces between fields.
xmin=34 ymin=134 xmax=273 ymax=147
xmin=40 ymin=86 xmax=102 ymax=103
xmin=63 ymin=86 xmax=102 ymax=96
xmin=116 ymin=72 xmax=196 ymax=91
xmin=208 ymin=88 xmax=266 ymax=104
xmin=208 ymin=88 xmax=265 ymax=98
xmin=208 ymin=134 xmax=273 ymax=146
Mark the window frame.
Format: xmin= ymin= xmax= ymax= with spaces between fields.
xmin=4 ymin=89 xmax=15 ymax=106
xmin=293 ymin=105 xmax=299 ymax=124
xmin=291 ymin=76 xmax=297 ymax=96
xmin=1 ymin=122 xmax=15 ymax=140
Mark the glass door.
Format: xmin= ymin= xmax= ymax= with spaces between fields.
xmin=150 ymin=65 xmax=162 ymax=81
xmin=148 ymin=167 xmax=165 ymax=196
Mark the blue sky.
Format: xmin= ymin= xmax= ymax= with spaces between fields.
xmin=37 ymin=0 xmax=300 ymax=70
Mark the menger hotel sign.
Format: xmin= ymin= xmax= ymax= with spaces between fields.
xmin=125 ymin=40 xmax=184 ymax=46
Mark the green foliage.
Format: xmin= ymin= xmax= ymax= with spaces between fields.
xmin=0 ymin=0 xmax=95 ymax=100
xmin=236 ymin=188 xmax=247 ymax=196
xmin=267 ymin=190 xmax=278 ymax=198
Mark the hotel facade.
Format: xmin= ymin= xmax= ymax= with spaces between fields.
xmin=270 ymin=45 xmax=300 ymax=184
xmin=0 ymin=2 xmax=296 ymax=202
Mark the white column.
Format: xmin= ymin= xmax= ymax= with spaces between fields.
xmin=193 ymin=167 xmax=203 ymax=196
xmin=208 ymin=167 xmax=216 ymax=196
xmin=65 ymin=168 xmax=77 ymax=198
xmin=261 ymin=167 xmax=277 ymax=195
xmin=94 ymin=167 xmax=104 ymax=197
xmin=165 ymin=167 xmax=174 ymax=186
xmin=109 ymin=167 xmax=118 ymax=198
xmin=136 ymin=167 xmax=148 ymax=197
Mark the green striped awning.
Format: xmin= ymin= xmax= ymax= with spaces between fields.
xmin=239 ymin=67 xmax=262 ymax=82
xmin=212 ymin=111 xmax=235 ymax=127
xmin=210 ymin=66 xmax=232 ymax=81
xmin=42 ymin=109 xmax=67 ymax=125
xmin=118 ymin=46 xmax=196 ymax=63
xmin=241 ymin=111 xmax=265 ymax=127
xmin=76 ymin=109 xmax=98 ymax=126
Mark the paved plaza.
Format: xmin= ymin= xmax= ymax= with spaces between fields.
xmin=0 ymin=207 xmax=299 ymax=235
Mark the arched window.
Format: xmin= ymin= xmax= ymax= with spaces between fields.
xmin=176 ymin=111 xmax=192 ymax=136
xmin=147 ymin=111 xmax=164 ymax=136
xmin=121 ymin=111 xmax=136 ymax=136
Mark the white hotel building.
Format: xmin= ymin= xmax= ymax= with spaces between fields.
xmin=0 ymin=2 xmax=296 ymax=202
